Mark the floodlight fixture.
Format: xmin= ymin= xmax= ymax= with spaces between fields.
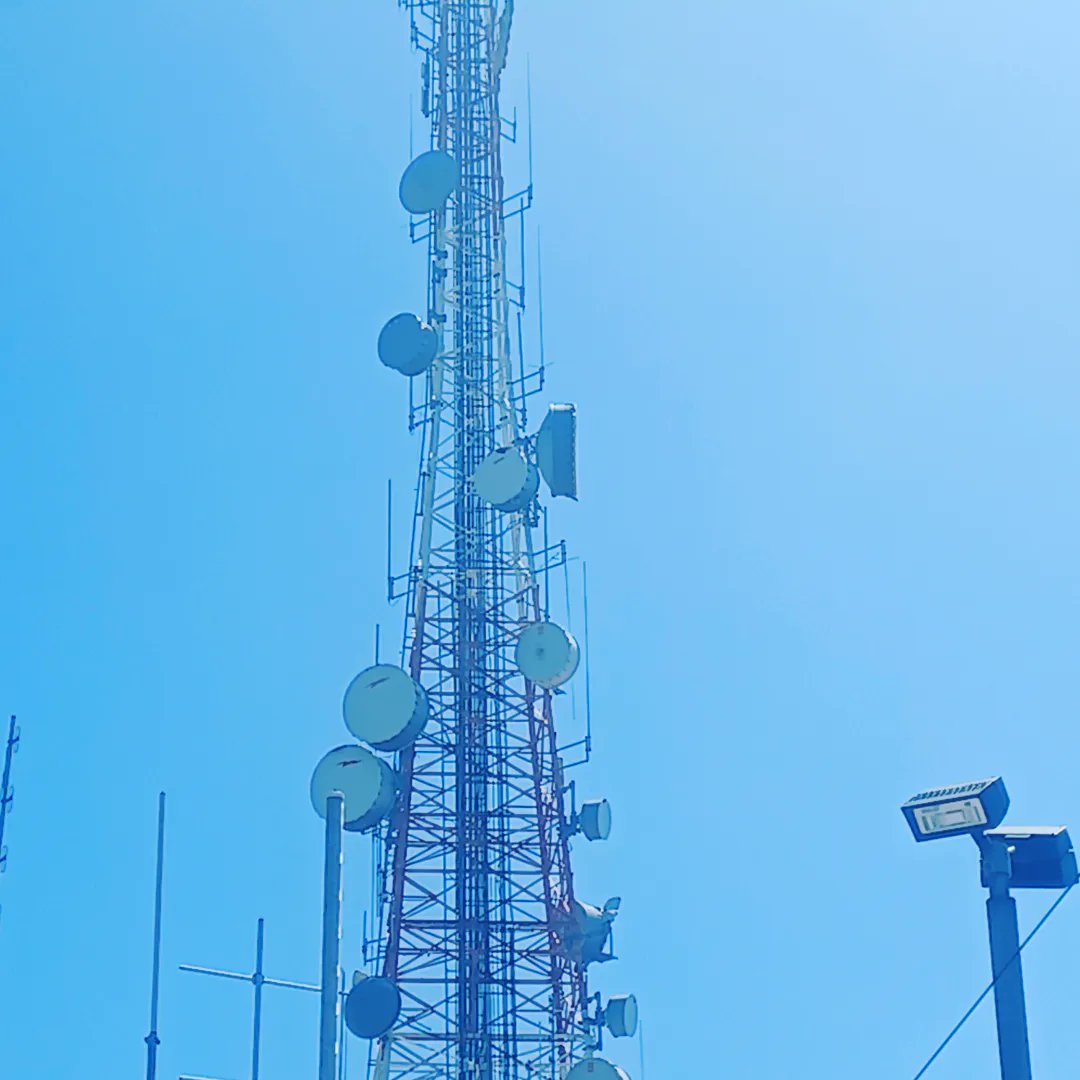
xmin=902 ymin=774 xmax=1077 ymax=1080
xmin=901 ymin=776 xmax=1009 ymax=842
xmin=980 ymin=826 xmax=1078 ymax=891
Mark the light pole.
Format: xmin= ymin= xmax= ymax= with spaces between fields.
xmin=902 ymin=777 xmax=1078 ymax=1080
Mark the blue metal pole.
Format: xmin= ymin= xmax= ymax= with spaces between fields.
xmin=252 ymin=917 xmax=265 ymax=1080
xmin=984 ymin=844 xmax=1032 ymax=1080
xmin=0 ymin=716 xmax=19 ymax=873
xmin=320 ymin=793 xmax=344 ymax=1080
xmin=145 ymin=792 xmax=166 ymax=1080
xmin=338 ymin=968 xmax=348 ymax=1080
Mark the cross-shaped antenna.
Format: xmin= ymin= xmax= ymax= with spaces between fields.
xmin=179 ymin=918 xmax=351 ymax=1080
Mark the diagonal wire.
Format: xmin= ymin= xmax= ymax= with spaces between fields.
xmin=912 ymin=883 xmax=1075 ymax=1079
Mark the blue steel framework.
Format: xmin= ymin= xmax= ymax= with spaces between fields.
xmin=368 ymin=2 xmax=594 ymax=1077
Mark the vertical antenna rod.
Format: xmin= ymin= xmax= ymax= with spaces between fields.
xmin=145 ymin=791 xmax=166 ymax=1080
xmin=252 ymin=918 xmax=265 ymax=1080
xmin=0 ymin=716 xmax=20 ymax=884
xmin=319 ymin=793 xmax=344 ymax=1080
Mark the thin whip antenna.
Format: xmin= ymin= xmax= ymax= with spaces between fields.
xmin=0 ymin=715 xmax=20 ymax=899
xmin=582 ymin=562 xmax=593 ymax=757
xmin=536 ymin=231 xmax=546 ymax=373
xmin=386 ymin=479 xmax=393 ymax=602
xmin=526 ymin=55 xmax=534 ymax=188
xmin=318 ymin=794 xmax=344 ymax=1080
xmin=145 ymin=792 xmax=166 ymax=1080
xmin=562 ymin=559 xmax=578 ymax=728
xmin=252 ymin=918 xmax=265 ymax=1080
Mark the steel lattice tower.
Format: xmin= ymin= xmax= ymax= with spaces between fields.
xmin=355 ymin=3 xmax=633 ymax=1079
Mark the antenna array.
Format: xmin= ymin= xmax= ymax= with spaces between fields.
xmin=304 ymin=2 xmax=638 ymax=1077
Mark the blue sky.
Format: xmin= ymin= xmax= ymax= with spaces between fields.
xmin=3 ymin=1 xmax=1080 ymax=1076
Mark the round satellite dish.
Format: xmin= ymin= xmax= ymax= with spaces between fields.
xmin=377 ymin=313 xmax=438 ymax=376
xmin=344 ymin=974 xmax=401 ymax=1039
xmin=579 ymin=799 xmax=612 ymax=842
xmin=472 ymin=447 xmax=539 ymax=512
xmin=603 ymin=994 xmax=639 ymax=1039
xmin=310 ymin=745 xmax=396 ymax=832
xmin=343 ymin=664 xmax=429 ymax=752
xmin=399 ymin=150 xmax=458 ymax=214
xmin=566 ymin=1059 xmax=631 ymax=1080
xmin=515 ymin=621 xmax=579 ymax=688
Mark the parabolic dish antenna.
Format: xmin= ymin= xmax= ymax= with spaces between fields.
xmin=603 ymin=994 xmax=639 ymax=1039
xmin=472 ymin=446 xmax=539 ymax=512
xmin=566 ymin=1059 xmax=631 ymax=1080
xmin=310 ymin=744 xmax=396 ymax=833
xmin=579 ymin=798 xmax=612 ymax=842
xmin=377 ymin=313 xmax=438 ymax=376
xmin=535 ymin=403 xmax=578 ymax=499
xmin=514 ymin=621 xmax=579 ymax=688
xmin=343 ymin=664 xmax=429 ymax=752
xmin=345 ymin=974 xmax=402 ymax=1039
xmin=399 ymin=150 xmax=458 ymax=214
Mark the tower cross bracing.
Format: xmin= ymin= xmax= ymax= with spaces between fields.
xmin=369 ymin=2 xmax=593 ymax=1078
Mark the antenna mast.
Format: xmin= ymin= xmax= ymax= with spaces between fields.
xmin=315 ymin=3 xmax=638 ymax=1077
xmin=0 ymin=716 xmax=21 ymax=904
xmin=170 ymin=6 xmax=638 ymax=1077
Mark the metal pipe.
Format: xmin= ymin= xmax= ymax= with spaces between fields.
xmin=983 ymin=842 xmax=1032 ymax=1080
xmin=145 ymin=792 xmax=166 ymax=1080
xmin=319 ymin=794 xmax=344 ymax=1080
xmin=252 ymin=918 xmax=265 ymax=1080
xmin=0 ymin=716 xmax=19 ymax=876
xmin=986 ymin=885 xmax=1032 ymax=1080
xmin=338 ymin=968 xmax=348 ymax=1080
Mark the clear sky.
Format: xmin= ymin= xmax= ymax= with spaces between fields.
xmin=3 ymin=2 xmax=1080 ymax=1077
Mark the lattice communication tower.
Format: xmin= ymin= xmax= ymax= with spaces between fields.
xmin=307 ymin=3 xmax=637 ymax=1079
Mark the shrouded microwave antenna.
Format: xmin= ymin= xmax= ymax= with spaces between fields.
xmin=578 ymin=798 xmax=613 ymax=842
xmin=398 ymin=149 xmax=458 ymax=215
xmin=515 ymin=620 xmax=580 ymax=688
xmin=603 ymin=994 xmax=639 ymax=1039
xmin=344 ymin=970 xmax=402 ymax=1040
xmin=343 ymin=664 xmax=428 ymax=752
xmin=310 ymin=744 xmax=396 ymax=833
xmin=472 ymin=445 xmax=539 ymax=513
xmin=567 ymin=1058 xmax=631 ymax=1080
xmin=377 ymin=312 xmax=438 ymax=377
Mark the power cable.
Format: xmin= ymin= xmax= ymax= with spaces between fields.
xmin=911 ymin=883 xmax=1075 ymax=1079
